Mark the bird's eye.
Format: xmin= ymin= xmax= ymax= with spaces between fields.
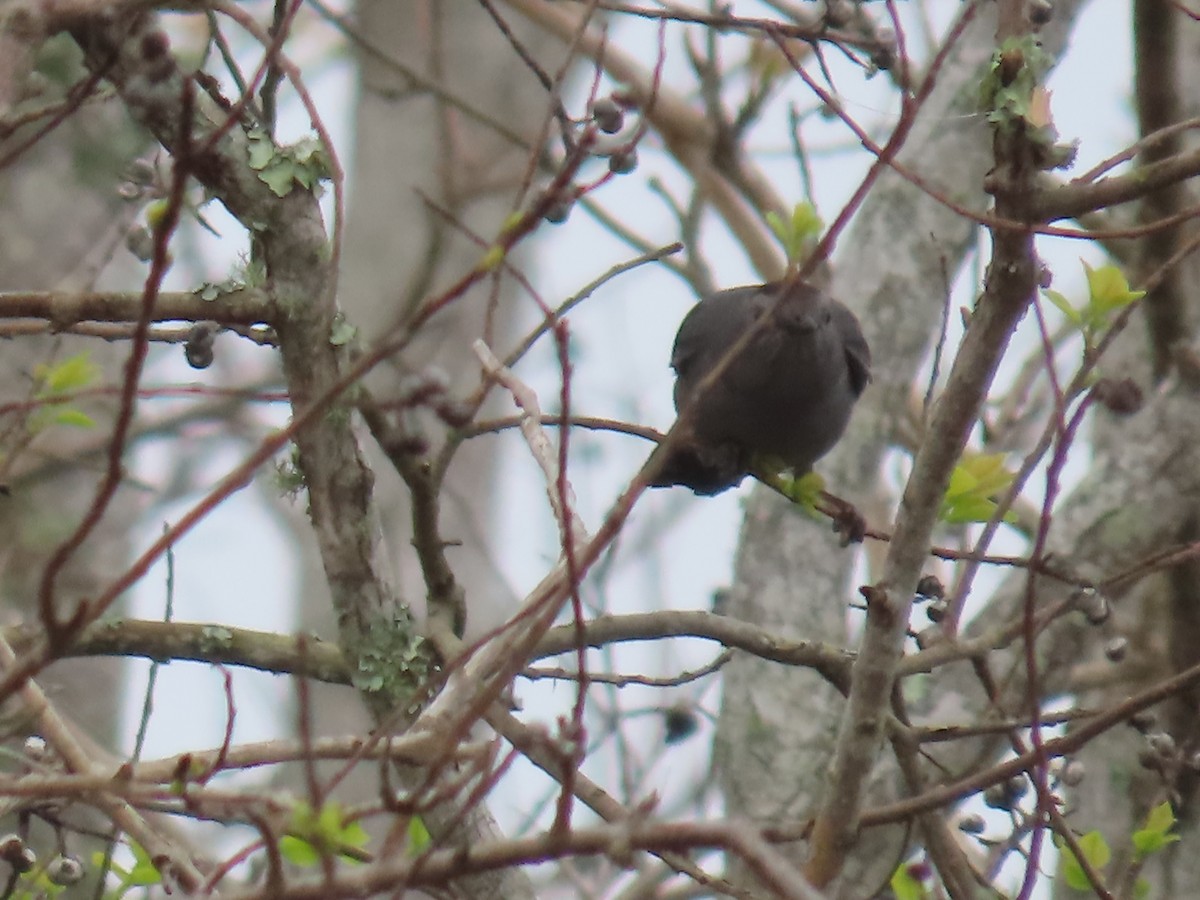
xmin=823 ymin=310 xmax=833 ymax=325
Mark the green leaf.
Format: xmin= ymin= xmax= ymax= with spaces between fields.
xmin=942 ymin=496 xmax=997 ymax=524
xmin=940 ymin=452 xmax=1016 ymax=524
xmin=962 ymin=453 xmax=1012 ymax=494
xmin=1133 ymin=801 xmax=1181 ymax=860
xmin=1132 ymin=827 xmax=1180 ymax=859
xmin=317 ymin=800 xmax=342 ymax=835
xmin=1084 ymin=262 xmax=1145 ymax=314
xmin=282 ymin=799 xmax=368 ymax=866
xmin=340 ymin=821 xmax=369 ymax=856
xmin=28 ymin=354 xmax=101 ymax=434
xmin=789 ymin=202 xmax=822 ymax=243
xmin=889 ymin=863 xmax=927 ymax=900
xmin=1060 ymin=830 xmax=1110 ymax=892
xmin=1044 ymin=262 xmax=1143 ymax=351
xmin=408 ymin=815 xmax=432 ymax=854
xmin=125 ymin=842 xmax=162 ymax=886
xmin=51 ymin=408 xmax=95 ymax=429
xmin=1143 ymin=800 xmax=1176 ymax=835
xmin=765 ymin=210 xmax=788 ymax=246
xmin=766 ymin=202 xmax=822 ymax=267
xmin=1044 ymin=289 xmax=1083 ymax=327
xmin=34 ymin=352 xmax=100 ymax=395
xmin=279 ymin=835 xmax=321 ymax=868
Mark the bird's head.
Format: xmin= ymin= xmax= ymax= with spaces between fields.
xmin=770 ymin=280 xmax=831 ymax=335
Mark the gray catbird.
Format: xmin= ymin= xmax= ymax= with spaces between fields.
xmin=648 ymin=280 xmax=870 ymax=495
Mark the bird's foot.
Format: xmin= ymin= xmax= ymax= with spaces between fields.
xmin=820 ymin=491 xmax=866 ymax=546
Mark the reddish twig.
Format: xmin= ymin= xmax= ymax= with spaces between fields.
xmin=36 ymin=80 xmax=194 ymax=640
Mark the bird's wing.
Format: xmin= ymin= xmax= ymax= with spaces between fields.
xmin=669 ymin=286 xmax=762 ymax=379
xmin=832 ymin=302 xmax=871 ymax=395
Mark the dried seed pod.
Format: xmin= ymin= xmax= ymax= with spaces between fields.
xmin=23 ymin=735 xmax=49 ymax=761
xmin=126 ymin=225 xmax=155 ymax=262
xmin=984 ymin=776 xmax=1027 ymax=811
xmin=1091 ymin=377 xmax=1143 ymax=415
xmin=983 ymin=783 xmax=1012 ymax=811
xmin=1073 ymin=587 xmax=1109 ymax=625
xmin=915 ymin=574 xmax=945 ymax=600
xmin=1104 ymin=636 xmax=1128 ymax=663
xmin=823 ymin=0 xmax=852 ymax=27
xmin=871 ymin=27 xmax=896 ymax=71
xmin=1060 ymin=759 xmax=1085 ymax=787
xmin=12 ymin=847 xmax=35 ymax=874
xmin=140 ymin=30 xmax=174 ymax=84
xmin=126 ymin=158 xmax=158 ymax=185
xmin=0 ymin=835 xmax=34 ymax=873
xmin=914 ymin=626 xmax=945 ymax=650
xmin=1028 ymin=0 xmax=1054 ymax=25
xmin=663 ymin=705 xmax=699 ymax=745
xmin=47 ymin=855 xmax=84 ymax=886
xmin=591 ymin=96 xmax=624 ymax=134
xmin=184 ymin=321 xmax=219 ymax=370
xmin=905 ymin=861 xmax=932 ymax=882
xmin=958 ymin=813 xmax=986 ymax=834
xmin=1147 ymin=731 xmax=1177 ymax=760
xmin=1130 ymin=709 xmax=1156 ymax=733
xmin=543 ymin=197 xmax=572 ymax=225
xmin=1138 ymin=745 xmax=1162 ymax=771
xmin=608 ymin=147 xmax=638 ymax=175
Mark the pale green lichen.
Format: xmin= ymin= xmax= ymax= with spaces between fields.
xmin=351 ymin=613 xmax=431 ymax=711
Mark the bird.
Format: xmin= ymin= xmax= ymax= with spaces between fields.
xmin=647 ymin=279 xmax=870 ymax=496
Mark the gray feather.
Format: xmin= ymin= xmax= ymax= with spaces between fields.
xmin=650 ymin=280 xmax=870 ymax=495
